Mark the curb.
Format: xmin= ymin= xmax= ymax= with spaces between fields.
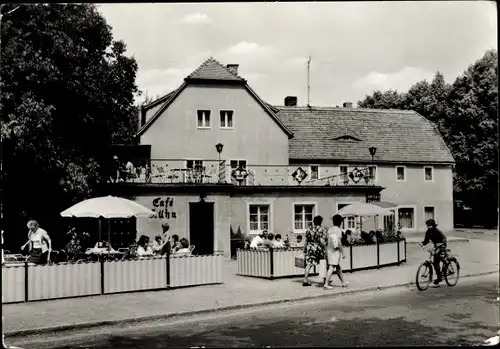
xmin=406 ymin=238 xmax=470 ymax=244
xmin=5 ymin=270 xmax=498 ymax=339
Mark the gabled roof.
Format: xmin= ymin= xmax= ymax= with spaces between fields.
xmin=185 ymin=57 xmax=246 ymax=82
xmin=136 ymin=58 xmax=293 ymax=138
xmin=275 ymin=106 xmax=455 ymax=164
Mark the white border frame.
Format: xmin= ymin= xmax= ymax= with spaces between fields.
xmin=423 ymin=166 xmax=434 ymax=182
xmin=246 ymin=201 xmax=274 ymax=236
xmin=336 ymin=201 xmax=359 ymax=230
xmin=196 ymin=109 xmax=212 ymax=129
xmin=309 ymin=165 xmax=320 ymax=181
xmin=186 ymin=198 xmax=217 ymax=253
xmin=218 ymin=109 xmax=235 ymax=130
xmin=395 ymin=205 xmax=418 ymax=232
xmin=395 ymin=165 xmax=406 ymax=182
xmin=292 ymin=201 xmax=319 ymax=234
xmin=423 ymin=205 xmax=437 ymax=223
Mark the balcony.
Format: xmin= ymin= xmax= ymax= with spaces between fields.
xmin=112 ymin=160 xmax=376 ymax=187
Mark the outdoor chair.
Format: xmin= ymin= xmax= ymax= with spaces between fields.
xmin=48 ymin=250 xmax=59 ymax=264
xmin=188 ymin=245 xmax=195 ymax=254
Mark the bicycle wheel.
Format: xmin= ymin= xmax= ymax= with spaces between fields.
xmin=416 ymin=261 xmax=433 ymax=291
xmin=444 ymin=257 xmax=460 ymax=287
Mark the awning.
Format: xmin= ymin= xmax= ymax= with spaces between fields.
xmin=372 ymin=202 xmax=397 ymax=209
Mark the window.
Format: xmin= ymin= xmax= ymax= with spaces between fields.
xmin=338 ymin=203 xmax=356 ymax=229
xmin=186 ymin=160 xmax=204 ymax=171
xmin=310 ymin=166 xmax=319 ymax=180
xmin=294 ymin=204 xmax=315 ymax=230
xmin=396 ymin=166 xmax=406 ymax=181
xmin=197 ymin=110 xmax=211 ymax=128
xmin=398 ymin=207 xmax=415 ymax=229
xmin=230 ymin=160 xmax=247 ymax=185
xmin=424 ymin=206 xmax=435 ymax=221
xmin=368 ymin=165 xmax=377 ymax=182
xmin=424 ymin=166 xmax=433 ymax=182
xmin=220 ymin=110 xmax=234 ymax=128
xmin=249 ymin=205 xmax=269 ymax=234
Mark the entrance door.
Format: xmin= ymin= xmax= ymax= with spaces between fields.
xmin=189 ymin=202 xmax=215 ymax=255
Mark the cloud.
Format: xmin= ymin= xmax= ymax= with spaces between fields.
xmin=353 ymin=66 xmax=435 ymax=92
xmin=226 ymin=42 xmax=262 ymax=55
xmin=182 ymin=13 xmax=212 ymax=24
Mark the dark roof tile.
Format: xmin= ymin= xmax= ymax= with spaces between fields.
xmin=185 ymin=57 xmax=246 ymax=82
xmin=275 ymin=106 xmax=455 ymax=164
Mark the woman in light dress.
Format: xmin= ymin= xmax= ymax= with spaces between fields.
xmin=21 ymin=220 xmax=52 ymax=264
xmin=324 ymin=214 xmax=348 ymax=289
xmin=136 ymin=235 xmax=154 ymax=257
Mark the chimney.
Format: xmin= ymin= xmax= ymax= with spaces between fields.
xmin=343 ymin=102 xmax=353 ymax=108
xmin=226 ymin=64 xmax=239 ymax=75
xmin=284 ymin=96 xmax=298 ymax=107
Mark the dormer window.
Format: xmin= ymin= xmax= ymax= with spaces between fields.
xmin=332 ymin=135 xmax=362 ymax=142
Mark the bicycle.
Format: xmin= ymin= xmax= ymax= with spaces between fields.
xmin=415 ymin=244 xmax=460 ymax=291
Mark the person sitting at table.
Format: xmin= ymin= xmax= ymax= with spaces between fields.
xmin=21 ymin=220 xmax=52 ymax=264
xmin=173 ymin=238 xmax=191 ymax=256
xmin=262 ymin=233 xmax=274 ymax=248
xmin=152 ymin=235 xmax=168 ymax=255
xmin=136 ymin=235 xmax=153 ymax=257
xmin=170 ymin=234 xmax=180 ymax=253
xmin=272 ymin=234 xmax=285 ymax=249
xmin=293 ymin=234 xmax=305 ymax=248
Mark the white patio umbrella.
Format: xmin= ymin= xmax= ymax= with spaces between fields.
xmin=337 ymin=203 xmax=393 ymax=217
xmin=60 ymin=195 xmax=157 ymax=254
xmin=338 ymin=202 xmax=394 ymax=233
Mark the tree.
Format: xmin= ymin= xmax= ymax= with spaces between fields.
xmin=0 ymin=4 xmax=140 ymax=248
xmin=357 ymin=89 xmax=405 ymax=109
xmin=357 ymin=50 xmax=498 ymax=227
xmin=440 ymin=50 xmax=498 ymax=227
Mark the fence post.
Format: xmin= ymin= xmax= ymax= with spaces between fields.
xmin=166 ymin=250 xmax=171 ymax=289
xmin=404 ymin=238 xmax=407 ymax=262
xmin=24 ymin=261 xmax=29 ymax=302
xmin=100 ymin=258 xmax=105 ymax=295
xmin=376 ymin=242 xmax=380 ymax=269
xmin=269 ymin=248 xmax=274 ymax=280
xmin=397 ymin=239 xmax=401 ymax=265
xmin=349 ymin=244 xmax=353 ymax=272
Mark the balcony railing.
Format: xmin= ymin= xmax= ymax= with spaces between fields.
xmin=112 ymin=160 xmax=375 ymax=186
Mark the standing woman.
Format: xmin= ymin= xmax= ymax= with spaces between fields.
xmin=324 ymin=214 xmax=348 ymax=289
xmin=303 ymin=215 xmax=327 ymax=286
xmin=21 ymin=220 xmax=52 ymax=264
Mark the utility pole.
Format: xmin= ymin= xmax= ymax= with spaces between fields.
xmin=307 ymin=56 xmax=311 ymax=107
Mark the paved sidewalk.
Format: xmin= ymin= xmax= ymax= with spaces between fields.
xmin=405 ymin=236 xmax=469 ymax=244
xmin=3 ymin=240 xmax=498 ymax=337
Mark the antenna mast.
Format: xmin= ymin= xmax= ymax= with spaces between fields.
xmin=307 ymin=56 xmax=311 ymax=107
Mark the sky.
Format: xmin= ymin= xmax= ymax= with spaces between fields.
xmin=97 ymin=1 xmax=497 ymax=107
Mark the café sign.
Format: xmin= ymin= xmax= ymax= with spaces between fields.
xmin=366 ymin=193 xmax=381 ymax=203
xmin=152 ymin=197 xmax=177 ymax=219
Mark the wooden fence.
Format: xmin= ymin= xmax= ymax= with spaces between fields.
xmin=2 ymin=253 xmax=224 ymax=304
xmin=236 ymin=239 xmax=406 ymax=279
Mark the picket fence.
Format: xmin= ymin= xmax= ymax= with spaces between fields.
xmin=2 ymin=253 xmax=223 ymax=304
xmin=237 ymin=239 xmax=406 ymax=279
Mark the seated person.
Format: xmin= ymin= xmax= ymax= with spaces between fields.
xmin=293 ymin=234 xmax=305 ymax=248
xmin=262 ymin=233 xmax=274 ymax=248
xmin=375 ymin=230 xmax=384 ymax=243
xmin=137 ymin=235 xmax=154 ymax=257
xmin=250 ymin=232 xmax=265 ymax=248
xmin=341 ymin=230 xmax=352 ymax=246
xmin=152 ymin=235 xmax=167 ymax=254
xmin=174 ymin=238 xmax=191 ymax=256
xmin=272 ymin=234 xmax=285 ymax=249
xmin=361 ymin=231 xmax=376 ymax=244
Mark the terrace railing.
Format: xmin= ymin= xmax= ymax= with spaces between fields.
xmin=115 ymin=160 xmax=375 ymax=187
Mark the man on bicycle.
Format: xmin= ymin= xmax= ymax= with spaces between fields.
xmin=420 ymin=219 xmax=447 ymax=285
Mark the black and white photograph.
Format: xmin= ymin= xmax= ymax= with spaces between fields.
xmin=1 ymin=1 xmax=498 ymax=348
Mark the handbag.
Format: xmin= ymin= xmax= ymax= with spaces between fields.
xmin=295 ymin=255 xmax=306 ymax=268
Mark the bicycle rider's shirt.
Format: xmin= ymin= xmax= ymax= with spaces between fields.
xmin=422 ymin=227 xmax=447 ymax=247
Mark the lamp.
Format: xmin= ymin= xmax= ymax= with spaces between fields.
xmin=215 ymin=143 xmax=224 ymax=183
xmin=368 ymin=146 xmax=377 ymax=185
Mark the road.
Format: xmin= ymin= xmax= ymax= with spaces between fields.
xmin=8 ymin=274 xmax=499 ymax=348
